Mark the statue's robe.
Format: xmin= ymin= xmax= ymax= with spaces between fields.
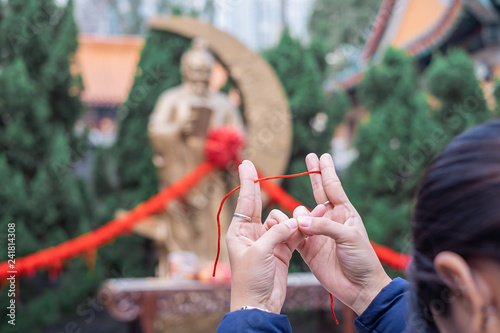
xmin=136 ymin=84 xmax=243 ymax=277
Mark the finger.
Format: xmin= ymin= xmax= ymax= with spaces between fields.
xmin=263 ymin=209 xmax=289 ymax=231
xmin=280 ymin=206 xmax=310 ymax=251
xmin=263 ymin=219 xmax=278 ymax=231
xmin=297 ymin=216 xmax=350 ymax=242
xmin=255 ymin=219 xmax=299 ymax=254
xmin=319 ymin=154 xmax=350 ymax=205
xmin=293 ymin=204 xmax=326 ymax=219
xmin=243 ymin=160 xmax=262 ymax=221
xmin=233 ymin=162 xmax=257 ymax=223
xmin=310 ymin=204 xmax=327 ymax=217
xmin=293 ymin=206 xmax=310 ymax=219
xmin=305 ymin=153 xmax=328 ymax=205
xmin=267 ymin=209 xmax=290 ymax=222
xmin=294 ymin=206 xmax=325 ymax=252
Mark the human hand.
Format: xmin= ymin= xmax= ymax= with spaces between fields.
xmin=296 ymin=153 xmax=391 ymax=315
xmin=226 ymin=160 xmax=300 ymax=314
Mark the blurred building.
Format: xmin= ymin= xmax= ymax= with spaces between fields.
xmin=73 ymin=34 xmax=144 ymax=146
xmin=76 ymin=35 xmax=144 ymax=107
xmin=72 ymin=0 xmax=318 ymax=145
xmin=337 ymin=0 xmax=500 ymax=89
xmin=74 ymin=0 xmax=315 ymax=50
xmin=73 ymin=33 xmax=234 ymax=146
xmin=213 ymin=0 xmax=314 ymax=50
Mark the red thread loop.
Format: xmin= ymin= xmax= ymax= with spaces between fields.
xmin=213 ymin=170 xmax=321 ymax=277
xmin=330 ymin=293 xmax=339 ymax=325
xmin=213 ymin=169 xmax=340 ymax=325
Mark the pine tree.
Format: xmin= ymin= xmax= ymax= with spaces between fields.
xmin=329 ymin=89 xmax=351 ymax=127
xmin=89 ymin=30 xmax=192 ymax=279
xmin=0 ymin=1 xmax=101 ymax=332
xmin=263 ymin=29 xmax=347 ymax=208
xmin=425 ymin=49 xmax=492 ymax=141
xmin=308 ymin=35 xmax=329 ymax=80
xmin=343 ymin=48 xmax=437 ymax=251
xmin=114 ymin=29 xmax=190 ymax=207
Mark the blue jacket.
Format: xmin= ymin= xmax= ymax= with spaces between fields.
xmin=217 ymin=278 xmax=409 ymax=333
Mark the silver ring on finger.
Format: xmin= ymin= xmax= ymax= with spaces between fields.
xmin=234 ymin=213 xmax=252 ymax=221
xmin=323 ymin=200 xmax=331 ymax=206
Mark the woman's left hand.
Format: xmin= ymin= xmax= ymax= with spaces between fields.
xmin=226 ymin=160 xmax=300 ymax=314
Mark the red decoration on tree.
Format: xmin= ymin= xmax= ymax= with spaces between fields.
xmin=0 ymin=162 xmax=215 ymax=280
xmin=205 ymin=126 xmax=246 ymax=169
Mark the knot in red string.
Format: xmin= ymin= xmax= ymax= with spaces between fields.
xmin=205 ymin=126 xmax=246 ymax=169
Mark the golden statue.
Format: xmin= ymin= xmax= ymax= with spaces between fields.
xmin=134 ymin=38 xmax=243 ymax=278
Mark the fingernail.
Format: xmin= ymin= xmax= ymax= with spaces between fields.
xmin=284 ymin=219 xmax=298 ymax=229
xmin=298 ymin=216 xmax=311 ymax=228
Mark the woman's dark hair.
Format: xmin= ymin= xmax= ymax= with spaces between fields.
xmin=408 ymin=120 xmax=500 ymax=332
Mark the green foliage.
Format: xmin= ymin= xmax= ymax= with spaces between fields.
xmin=114 ymin=29 xmax=190 ymax=208
xmin=92 ymin=147 xmax=116 ymax=200
xmin=89 ymin=29 xmax=192 ymax=284
xmin=0 ymin=1 xmax=105 ymax=332
xmin=425 ymin=49 xmax=492 ymax=140
xmin=263 ymin=29 xmax=348 ymax=213
xmin=263 ymin=30 xmax=334 ymax=206
xmin=308 ymin=35 xmax=329 ymax=80
xmin=329 ymin=89 xmax=351 ymax=126
xmin=0 ymin=1 xmax=152 ymax=331
xmin=345 ymin=48 xmax=496 ymax=257
xmin=344 ymin=48 xmax=437 ymax=251
xmin=308 ymin=0 xmax=381 ymax=51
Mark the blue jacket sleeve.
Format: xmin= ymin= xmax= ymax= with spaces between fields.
xmin=217 ymin=309 xmax=292 ymax=333
xmin=354 ymin=278 xmax=409 ymax=333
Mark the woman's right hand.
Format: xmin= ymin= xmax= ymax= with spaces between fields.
xmin=296 ymin=153 xmax=392 ymax=315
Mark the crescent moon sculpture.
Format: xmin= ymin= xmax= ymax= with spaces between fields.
xmin=149 ymin=16 xmax=292 ymax=180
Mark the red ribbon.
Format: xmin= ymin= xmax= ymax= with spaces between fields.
xmin=0 ymin=161 xmax=215 ymax=280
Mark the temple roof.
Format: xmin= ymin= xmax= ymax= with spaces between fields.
xmin=74 ymin=34 xmax=145 ymax=106
xmin=74 ymin=34 xmax=231 ymax=107
xmin=338 ymin=0 xmax=479 ymax=89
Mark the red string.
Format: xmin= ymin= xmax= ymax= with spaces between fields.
xmin=212 ymin=170 xmax=321 ymax=277
xmin=214 ymin=186 xmax=241 ymax=277
xmin=330 ymin=293 xmax=339 ymax=325
xmin=213 ymin=169 xmax=342 ymax=323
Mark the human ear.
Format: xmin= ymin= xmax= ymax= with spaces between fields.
xmin=433 ymin=251 xmax=487 ymax=333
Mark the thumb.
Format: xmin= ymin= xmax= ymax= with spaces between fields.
xmin=297 ymin=216 xmax=350 ymax=242
xmin=255 ymin=219 xmax=298 ymax=253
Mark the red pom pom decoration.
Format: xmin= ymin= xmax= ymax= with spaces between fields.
xmin=205 ymin=126 xmax=246 ymax=169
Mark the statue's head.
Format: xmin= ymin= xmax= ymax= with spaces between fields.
xmin=181 ymin=38 xmax=214 ymax=96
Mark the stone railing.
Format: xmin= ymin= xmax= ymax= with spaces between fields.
xmin=100 ymin=273 xmax=355 ymax=333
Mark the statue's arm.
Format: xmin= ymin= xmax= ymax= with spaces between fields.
xmin=148 ymin=92 xmax=185 ymax=172
xmin=148 ymin=92 xmax=181 ymax=137
xmin=133 ymin=216 xmax=164 ymax=242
